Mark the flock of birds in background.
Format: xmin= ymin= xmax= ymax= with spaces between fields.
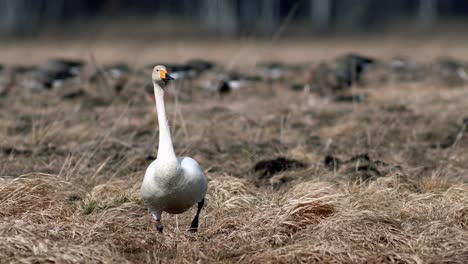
xmin=2 ymin=53 xmax=468 ymax=233
xmin=0 ymin=53 xmax=468 ymax=233
xmin=1 ymin=53 xmax=468 ymax=102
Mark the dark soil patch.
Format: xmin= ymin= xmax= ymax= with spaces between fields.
xmin=253 ymin=157 xmax=306 ymax=179
xmin=324 ymin=153 xmax=401 ymax=182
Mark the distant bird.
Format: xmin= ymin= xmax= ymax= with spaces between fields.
xmin=336 ymin=53 xmax=376 ymax=84
xmin=0 ymin=66 xmax=14 ymax=96
xmin=389 ymin=56 xmax=424 ymax=82
xmin=186 ymin=59 xmax=216 ymax=74
xmin=432 ymin=57 xmax=468 ymax=86
xmin=104 ymin=63 xmax=131 ymax=80
xmin=141 ymin=65 xmax=208 ymax=233
xmin=23 ymin=58 xmax=83 ymax=91
xmin=203 ymin=71 xmax=259 ymax=95
xmin=255 ymin=61 xmax=304 ymax=81
xmin=88 ymin=63 xmax=131 ymax=93
xmin=307 ymin=53 xmax=376 ymax=95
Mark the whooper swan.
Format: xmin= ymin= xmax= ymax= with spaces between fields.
xmin=141 ymin=65 xmax=208 ymax=233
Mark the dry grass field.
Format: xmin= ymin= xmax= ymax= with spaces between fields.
xmin=1 ymin=38 xmax=468 ymax=263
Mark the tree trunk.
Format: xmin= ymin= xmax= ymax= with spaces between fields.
xmin=200 ymin=0 xmax=238 ymax=36
xmin=335 ymin=0 xmax=372 ymax=31
xmin=0 ymin=0 xmax=43 ymax=37
xmin=418 ymin=0 xmax=437 ymax=29
xmin=310 ymin=0 xmax=332 ymax=32
xmin=259 ymin=0 xmax=280 ymax=35
xmin=239 ymin=0 xmax=258 ymax=35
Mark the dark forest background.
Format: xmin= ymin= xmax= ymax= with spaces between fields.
xmin=0 ymin=0 xmax=466 ymax=38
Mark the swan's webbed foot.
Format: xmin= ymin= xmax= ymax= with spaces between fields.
xmin=189 ymin=219 xmax=198 ymax=233
xmin=152 ymin=211 xmax=163 ymax=234
xmin=188 ymin=199 xmax=204 ymax=233
xmin=156 ymin=220 xmax=163 ymax=233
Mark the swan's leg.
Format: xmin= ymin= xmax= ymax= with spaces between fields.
xmin=152 ymin=211 xmax=163 ymax=233
xmin=189 ymin=198 xmax=205 ymax=232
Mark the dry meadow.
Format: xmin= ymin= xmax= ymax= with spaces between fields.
xmin=1 ymin=38 xmax=468 ymax=263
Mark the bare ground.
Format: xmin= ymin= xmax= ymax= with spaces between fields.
xmin=1 ymin=39 xmax=468 ymax=263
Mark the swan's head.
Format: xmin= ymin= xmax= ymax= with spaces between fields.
xmin=152 ymin=65 xmax=174 ymax=86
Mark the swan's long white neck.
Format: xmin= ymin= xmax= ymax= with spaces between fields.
xmin=153 ymin=82 xmax=177 ymax=162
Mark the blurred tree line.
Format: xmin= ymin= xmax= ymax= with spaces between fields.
xmin=0 ymin=0 xmax=466 ymax=37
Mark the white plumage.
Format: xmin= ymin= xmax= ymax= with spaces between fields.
xmin=141 ymin=65 xmax=208 ymax=233
xmin=142 ymin=157 xmax=207 ymax=214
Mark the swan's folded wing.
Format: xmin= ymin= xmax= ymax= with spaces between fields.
xmin=178 ymin=156 xmax=208 ymax=196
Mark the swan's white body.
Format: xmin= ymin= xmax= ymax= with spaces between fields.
xmin=142 ymin=156 xmax=207 ymax=214
xmin=141 ymin=65 xmax=207 ymax=232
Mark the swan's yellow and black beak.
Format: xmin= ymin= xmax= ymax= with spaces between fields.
xmin=160 ymin=69 xmax=174 ymax=83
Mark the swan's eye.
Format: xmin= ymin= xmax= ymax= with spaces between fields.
xmin=156 ymin=69 xmax=159 ymax=72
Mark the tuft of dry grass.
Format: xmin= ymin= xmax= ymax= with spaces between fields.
xmin=0 ymin=173 xmax=467 ymax=263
